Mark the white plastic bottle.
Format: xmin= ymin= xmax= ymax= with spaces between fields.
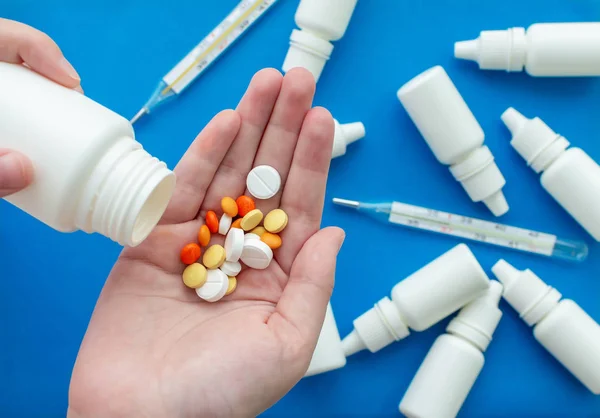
xmin=0 ymin=62 xmax=176 ymax=247
xmin=304 ymin=302 xmax=347 ymax=377
xmin=492 ymin=259 xmax=600 ymax=394
xmin=341 ymin=244 xmax=490 ymax=357
xmin=397 ymin=66 xmax=508 ymax=216
xmin=282 ymin=0 xmax=359 ymax=82
xmin=399 ymin=281 xmax=503 ymax=418
xmin=454 ymin=23 xmax=600 ymax=76
xmin=501 ymin=107 xmax=600 ymax=241
xmin=332 ymin=119 xmax=365 ymax=159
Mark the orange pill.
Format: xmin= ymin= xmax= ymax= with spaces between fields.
xmin=221 ymin=197 xmax=238 ymax=217
xmin=180 ymin=243 xmax=202 ymax=265
xmin=236 ymin=195 xmax=256 ymax=217
xmin=261 ymin=232 xmax=282 ymax=250
xmin=231 ymin=218 xmax=243 ymax=229
xmin=206 ymin=210 xmax=219 ymax=233
xmin=198 ymin=224 xmax=211 ymax=247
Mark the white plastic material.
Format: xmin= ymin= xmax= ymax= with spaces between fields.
xmin=332 ymin=119 xmax=365 ymax=159
xmin=220 ymin=260 xmax=242 ymax=277
xmin=400 ymin=282 xmax=503 ymax=418
xmin=219 ymin=214 xmax=232 ymax=235
xmin=0 ymin=62 xmax=175 ymax=247
xmin=501 ymin=107 xmax=600 ymax=241
xmin=246 ymin=165 xmax=281 ymax=200
xmin=240 ymin=239 xmax=273 ymax=269
xmin=224 ymin=228 xmax=244 ymax=262
xmin=397 ymin=66 xmax=508 ymax=216
xmin=454 ymin=23 xmax=600 ymax=76
xmin=492 ymin=260 xmax=600 ymax=394
xmin=304 ymin=302 xmax=347 ymax=377
xmin=196 ymin=269 xmax=229 ymax=302
xmin=244 ymin=233 xmax=261 ymax=242
xmin=341 ymin=244 xmax=490 ymax=356
xmin=282 ymin=0 xmax=358 ymax=82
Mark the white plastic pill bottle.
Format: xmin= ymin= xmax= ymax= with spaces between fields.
xmin=501 ymin=107 xmax=600 ymax=241
xmin=0 ymin=62 xmax=176 ymax=247
xmin=455 ymin=22 xmax=600 ymax=76
xmin=283 ymin=0 xmax=359 ymax=82
xmin=492 ymin=260 xmax=600 ymax=394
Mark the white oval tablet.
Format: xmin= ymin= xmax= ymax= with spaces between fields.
xmin=224 ymin=228 xmax=244 ymax=262
xmin=246 ymin=165 xmax=281 ymax=200
xmin=244 ymin=233 xmax=261 ymax=242
xmin=220 ymin=260 xmax=242 ymax=277
xmin=240 ymin=239 xmax=273 ymax=270
xmin=196 ymin=269 xmax=229 ymax=302
xmin=219 ymin=214 xmax=232 ymax=235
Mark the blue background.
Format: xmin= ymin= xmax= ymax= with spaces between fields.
xmin=1 ymin=0 xmax=600 ymax=416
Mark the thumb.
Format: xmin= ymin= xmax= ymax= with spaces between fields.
xmin=272 ymin=227 xmax=345 ymax=344
xmin=0 ymin=150 xmax=33 ymax=197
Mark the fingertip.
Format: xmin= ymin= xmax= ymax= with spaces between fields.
xmin=282 ymin=67 xmax=316 ymax=102
xmin=0 ymin=150 xmax=34 ymax=194
xmin=248 ymin=68 xmax=284 ymax=97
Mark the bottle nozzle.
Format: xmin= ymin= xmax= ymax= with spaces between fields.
xmin=341 ymin=122 xmax=366 ymax=145
xmin=483 ymin=191 xmax=509 ymax=217
xmin=454 ymin=39 xmax=478 ymax=61
xmin=486 ymin=280 xmax=504 ymax=304
xmin=491 ymin=259 xmax=520 ymax=288
xmin=341 ymin=330 xmax=366 ymax=357
xmin=501 ymin=107 xmax=527 ymax=136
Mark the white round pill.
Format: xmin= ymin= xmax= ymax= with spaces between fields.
xmin=244 ymin=233 xmax=261 ymax=242
xmin=219 ymin=213 xmax=232 ymax=235
xmin=220 ymin=260 xmax=242 ymax=277
xmin=196 ymin=269 xmax=229 ymax=302
xmin=246 ymin=165 xmax=281 ymax=200
xmin=224 ymin=227 xmax=244 ymax=262
xmin=240 ymin=239 xmax=273 ymax=270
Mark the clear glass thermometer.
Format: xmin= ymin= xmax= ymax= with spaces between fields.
xmin=130 ymin=0 xmax=279 ymax=124
xmin=332 ymin=198 xmax=588 ymax=262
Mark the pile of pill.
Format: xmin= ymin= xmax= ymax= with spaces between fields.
xmin=179 ymin=166 xmax=288 ymax=302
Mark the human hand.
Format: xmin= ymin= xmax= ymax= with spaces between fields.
xmin=68 ymin=68 xmax=345 ymax=417
xmin=0 ymin=18 xmax=82 ymax=197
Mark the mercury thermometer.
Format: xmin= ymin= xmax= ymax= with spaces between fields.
xmin=332 ymin=198 xmax=588 ymax=262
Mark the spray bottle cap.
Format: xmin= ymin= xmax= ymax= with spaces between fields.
xmin=304 ymin=303 xmax=347 ymax=377
xmin=492 ymin=260 xmax=562 ymax=326
xmin=454 ymin=28 xmax=527 ymax=71
xmin=501 ymin=107 xmax=570 ymax=174
xmin=283 ymin=29 xmax=333 ymax=83
xmin=332 ymin=120 xmax=366 ymax=158
xmin=446 ymin=280 xmax=503 ymax=351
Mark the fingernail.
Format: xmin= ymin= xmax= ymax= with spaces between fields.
xmin=0 ymin=152 xmax=30 ymax=190
xmin=59 ymin=57 xmax=80 ymax=82
xmin=337 ymin=230 xmax=346 ymax=252
xmin=73 ymin=84 xmax=84 ymax=94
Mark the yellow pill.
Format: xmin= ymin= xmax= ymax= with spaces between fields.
xmin=225 ymin=276 xmax=237 ymax=296
xmin=264 ymin=209 xmax=288 ymax=233
xmin=261 ymin=232 xmax=282 ymax=250
xmin=241 ymin=209 xmax=263 ymax=231
xmin=221 ymin=197 xmax=239 ymax=217
xmin=182 ymin=263 xmax=208 ymax=289
xmin=203 ymin=245 xmax=226 ymax=269
xmin=250 ymin=226 xmax=267 ymax=237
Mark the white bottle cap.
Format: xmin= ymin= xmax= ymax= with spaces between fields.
xmin=501 ymin=107 xmax=570 ymax=174
xmin=492 ymin=259 xmax=562 ymax=326
xmin=446 ymin=280 xmax=503 ymax=351
xmin=283 ymin=29 xmax=334 ymax=82
xmin=332 ymin=119 xmax=366 ymax=159
xmin=454 ymin=28 xmax=527 ymax=71
xmin=304 ymin=303 xmax=347 ymax=377
xmin=342 ymin=297 xmax=410 ymax=356
xmin=397 ymin=66 xmax=508 ymax=216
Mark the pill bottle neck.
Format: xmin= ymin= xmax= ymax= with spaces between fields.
xmin=74 ymin=135 xmax=176 ymax=247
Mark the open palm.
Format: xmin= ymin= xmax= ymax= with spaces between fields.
xmin=68 ymin=68 xmax=345 ymax=417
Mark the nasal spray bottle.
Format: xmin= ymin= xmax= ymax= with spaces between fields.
xmin=332 ymin=119 xmax=365 ymax=159
xmin=283 ymin=0 xmax=359 ymax=82
xmin=455 ymin=23 xmax=600 ymax=76
xmin=0 ymin=62 xmax=175 ymax=247
xmin=342 ymin=244 xmax=490 ymax=357
xmin=501 ymin=107 xmax=600 ymax=241
xmin=399 ymin=281 xmax=503 ymax=418
xmin=492 ymin=260 xmax=600 ymax=394
xmin=397 ymin=66 xmax=509 ymax=216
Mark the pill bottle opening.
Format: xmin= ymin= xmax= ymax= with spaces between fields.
xmin=131 ymin=174 xmax=176 ymax=246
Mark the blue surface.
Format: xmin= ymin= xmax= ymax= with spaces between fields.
xmin=2 ymin=0 xmax=600 ymax=416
